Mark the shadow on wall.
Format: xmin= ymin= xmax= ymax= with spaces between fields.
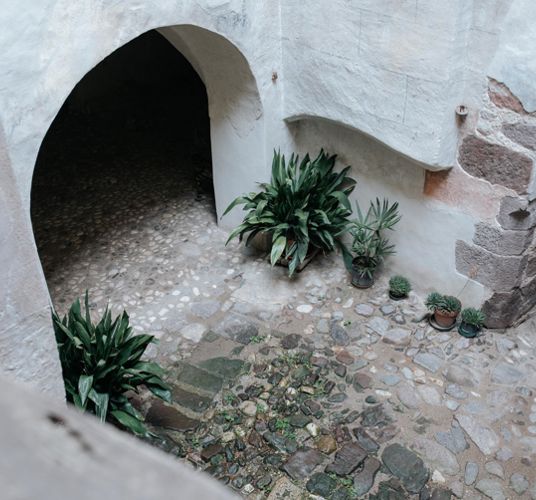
xmin=287 ymin=117 xmax=486 ymax=308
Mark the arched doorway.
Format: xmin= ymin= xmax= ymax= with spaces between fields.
xmin=31 ymin=29 xmax=215 ymax=312
xmin=0 ymin=20 xmax=268 ymax=397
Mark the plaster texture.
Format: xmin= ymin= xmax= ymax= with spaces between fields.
xmin=1 ymin=0 xmax=536 ymax=392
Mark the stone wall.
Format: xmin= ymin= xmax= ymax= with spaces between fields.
xmin=454 ymin=80 xmax=536 ymax=328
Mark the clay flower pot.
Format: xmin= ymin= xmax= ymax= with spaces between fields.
xmin=433 ymin=309 xmax=459 ymax=328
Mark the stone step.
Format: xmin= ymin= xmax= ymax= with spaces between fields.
xmin=171 ymin=385 xmax=213 ymax=414
xmin=175 ymin=362 xmax=223 ymax=397
xmin=146 ymin=400 xmax=200 ymax=432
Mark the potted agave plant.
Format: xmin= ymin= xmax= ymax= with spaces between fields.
xmin=425 ymin=292 xmax=462 ymax=330
xmin=388 ymin=275 xmax=411 ymax=300
xmin=458 ymin=307 xmax=485 ymax=338
xmin=223 ymin=149 xmax=356 ymax=276
xmin=349 ymin=198 xmax=401 ymax=288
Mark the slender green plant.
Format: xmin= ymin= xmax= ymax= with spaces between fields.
xmin=461 ymin=307 xmax=485 ymax=328
xmin=223 ymin=149 xmax=357 ymax=276
xmin=52 ymin=292 xmax=171 ymax=436
xmin=350 ymin=198 xmax=401 ymax=278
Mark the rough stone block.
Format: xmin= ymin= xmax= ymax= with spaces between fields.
xmin=473 ymin=222 xmax=532 ymax=256
xmin=502 ymin=123 xmax=536 ymax=151
xmin=497 ymin=196 xmax=536 ymax=230
xmin=458 ymin=135 xmax=532 ymax=194
xmin=520 ymin=275 xmax=536 ymax=312
xmin=482 ymin=290 xmax=522 ymax=329
xmin=455 ymin=240 xmax=526 ymax=291
xmin=524 ymin=252 xmax=536 ymax=278
xmin=488 ymin=78 xmax=526 ymax=114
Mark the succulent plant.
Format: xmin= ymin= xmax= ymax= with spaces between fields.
xmin=389 ymin=275 xmax=411 ymax=297
xmin=461 ymin=307 xmax=486 ymax=328
xmin=425 ymin=292 xmax=461 ymax=314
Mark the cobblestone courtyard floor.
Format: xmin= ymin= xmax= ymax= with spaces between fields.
xmin=33 ymin=124 xmax=536 ymax=499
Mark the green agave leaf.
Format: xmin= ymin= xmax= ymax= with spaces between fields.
xmin=329 ymin=191 xmax=351 ymax=211
xmin=88 ymin=389 xmax=109 ymax=422
xmin=134 ymin=361 xmax=166 ymax=378
xmin=148 ymin=385 xmax=172 ymax=403
xmin=270 ymin=235 xmax=287 ymax=266
xmin=225 ymin=223 xmax=251 ymax=245
xmin=78 ymin=374 xmax=93 ymax=406
xmin=121 ymin=400 xmax=144 ymax=421
xmin=222 ymin=196 xmax=249 ymax=217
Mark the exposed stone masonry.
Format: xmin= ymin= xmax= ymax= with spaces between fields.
xmin=455 ymin=79 xmax=536 ymax=328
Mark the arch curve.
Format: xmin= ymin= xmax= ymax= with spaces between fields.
xmin=0 ymin=17 xmax=267 ymax=397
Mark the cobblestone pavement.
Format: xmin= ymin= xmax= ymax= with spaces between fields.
xmin=33 ymin=125 xmax=536 ymax=499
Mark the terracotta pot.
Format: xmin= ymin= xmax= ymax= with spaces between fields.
xmin=433 ymin=309 xmax=458 ymax=328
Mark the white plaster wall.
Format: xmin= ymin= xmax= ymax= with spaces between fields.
xmin=289 ymin=119 xmax=487 ymax=308
xmin=281 ymin=0 xmax=472 ymax=169
xmin=0 ymin=0 xmax=283 ymax=396
xmin=1 ymin=0 xmax=536 ymax=393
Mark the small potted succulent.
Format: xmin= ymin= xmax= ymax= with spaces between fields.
xmin=458 ymin=307 xmax=485 ymax=338
xmin=388 ymin=275 xmax=411 ymax=300
xmin=425 ymin=292 xmax=461 ymax=329
xmin=349 ymin=198 xmax=401 ymax=288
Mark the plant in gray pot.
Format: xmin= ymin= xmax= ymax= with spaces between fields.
xmin=349 ymin=198 xmax=401 ymax=288
xmin=425 ymin=292 xmax=462 ymax=330
xmin=458 ymin=307 xmax=485 ymax=338
xmin=388 ymin=275 xmax=411 ymax=300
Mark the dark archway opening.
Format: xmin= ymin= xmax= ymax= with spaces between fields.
xmin=31 ymin=30 xmax=214 ymax=310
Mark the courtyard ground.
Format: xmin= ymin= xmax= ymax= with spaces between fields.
xmin=32 ymin=121 xmax=536 ymax=499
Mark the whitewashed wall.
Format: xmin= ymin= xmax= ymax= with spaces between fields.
xmin=1 ymin=0 xmax=536 ymax=392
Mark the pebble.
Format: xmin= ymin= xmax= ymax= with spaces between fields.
xmin=306 ymin=422 xmax=318 ymax=437
xmin=445 ymin=383 xmax=467 ymax=400
xmin=239 ymin=401 xmax=258 ymax=417
xmin=367 ymin=317 xmax=390 ymax=335
xmin=464 ymin=462 xmax=479 ymax=485
xmin=417 ymin=385 xmax=441 ymax=406
xmin=413 ymin=352 xmax=443 ymax=373
xmin=510 ymin=473 xmax=529 ymax=495
xmin=397 ymin=385 xmax=422 ymax=409
xmin=475 ymin=479 xmax=505 ymax=500
xmin=485 ymin=461 xmax=504 ymax=479
xmin=355 ymin=303 xmax=374 ymax=316
xmin=316 ymin=319 xmax=330 ymax=334
xmin=456 ymin=415 xmax=499 ymax=455
xmin=380 ymin=304 xmax=396 ymax=315
xmin=297 ymin=304 xmax=313 ymax=314
xmin=382 ymin=327 xmax=411 ymax=346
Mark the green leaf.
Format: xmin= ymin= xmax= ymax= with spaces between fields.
xmin=222 ymin=196 xmax=249 ymax=217
xmin=270 ymin=235 xmax=287 ymax=266
xmin=78 ymin=374 xmax=93 ymax=407
xmin=111 ymin=410 xmax=149 ymax=437
xmin=148 ymin=385 xmax=172 ymax=402
xmin=88 ymin=389 xmax=109 ymax=422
